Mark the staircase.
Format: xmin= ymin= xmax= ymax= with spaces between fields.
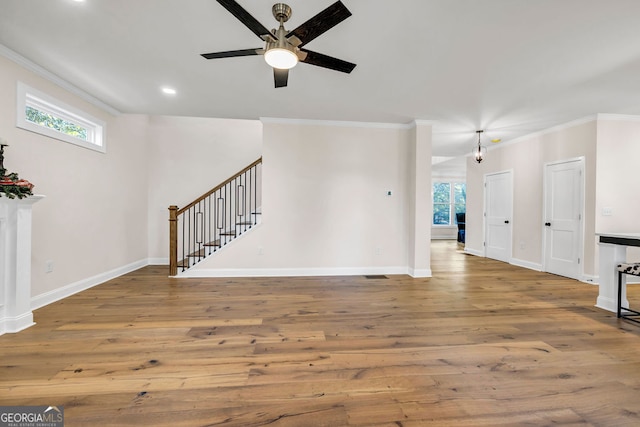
xmin=169 ymin=158 xmax=262 ymax=276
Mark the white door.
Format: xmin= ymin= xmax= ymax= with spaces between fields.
xmin=544 ymin=159 xmax=584 ymax=279
xmin=485 ymin=171 xmax=513 ymax=262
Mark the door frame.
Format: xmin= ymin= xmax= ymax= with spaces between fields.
xmin=483 ymin=169 xmax=514 ymax=261
xmin=541 ymin=157 xmax=585 ymax=280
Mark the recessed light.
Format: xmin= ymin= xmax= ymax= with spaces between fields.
xmin=161 ymin=87 xmax=177 ymax=95
xmin=491 ymin=138 xmax=502 ymax=143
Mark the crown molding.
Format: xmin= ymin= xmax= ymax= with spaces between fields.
xmin=260 ymin=117 xmax=438 ymax=130
xmin=412 ymin=119 xmax=437 ymax=127
xmin=0 ymin=43 xmax=121 ymax=116
xmin=597 ymin=113 xmax=640 ymax=122
xmin=260 ymin=117 xmax=423 ymax=130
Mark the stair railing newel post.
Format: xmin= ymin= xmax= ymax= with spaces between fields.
xmin=169 ymin=205 xmax=178 ymax=276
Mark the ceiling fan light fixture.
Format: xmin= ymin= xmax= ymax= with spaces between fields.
xmin=264 ymin=47 xmax=298 ymax=70
xmin=203 ymin=0 xmax=356 ymax=87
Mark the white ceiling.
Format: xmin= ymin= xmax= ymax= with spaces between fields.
xmin=2 ymin=0 xmax=640 ymax=157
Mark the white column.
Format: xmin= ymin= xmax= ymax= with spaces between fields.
xmin=596 ymin=241 xmax=627 ymax=313
xmin=408 ymin=121 xmax=432 ymax=278
xmin=0 ymin=195 xmax=44 ymax=334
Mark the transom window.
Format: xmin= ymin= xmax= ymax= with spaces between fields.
xmin=433 ymin=181 xmax=466 ymax=225
xmin=16 ymin=82 xmax=106 ymax=153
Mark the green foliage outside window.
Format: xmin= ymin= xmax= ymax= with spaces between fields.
xmin=433 ymin=182 xmax=451 ymax=225
xmin=26 ymin=106 xmax=88 ymax=140
xmin=433 ymin=182 xmax=466 ymax=225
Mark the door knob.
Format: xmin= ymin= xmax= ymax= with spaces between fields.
xmin=545 ymin=222 xmax=551 ymax=226
xmin=504 ymin=220 xmax=510 ymax=224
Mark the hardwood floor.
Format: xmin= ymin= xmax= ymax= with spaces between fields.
xmin=2 ymin=240 xmax=640 ymax=426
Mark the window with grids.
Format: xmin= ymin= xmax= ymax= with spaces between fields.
xmin=433 ymin=182 xmax=466 ymax=225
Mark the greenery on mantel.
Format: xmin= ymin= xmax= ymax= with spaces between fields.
xmin=0 ymin=142 xmax=34 ymax=199
xmin=0 ymin=172 xmax=34 ymax=199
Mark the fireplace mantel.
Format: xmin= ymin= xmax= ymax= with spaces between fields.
xmin=0 ymin=195 xmax=44 ymax=334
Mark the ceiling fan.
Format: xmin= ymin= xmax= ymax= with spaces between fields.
xmin=201 ymin=0 xmax=357 ymax=88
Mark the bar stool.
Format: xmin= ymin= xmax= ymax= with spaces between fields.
xmin=617 ymin=263 xmax=640 ymax=323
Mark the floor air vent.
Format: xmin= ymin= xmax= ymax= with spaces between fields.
xmin=364 ymin=275 xmax=388 ymax=279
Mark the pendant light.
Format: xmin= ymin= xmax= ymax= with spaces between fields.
xmin=473 ymin=130 xmax=487 ymax=163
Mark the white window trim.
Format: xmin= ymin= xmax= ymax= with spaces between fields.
xmin=16 ymin=82 xmax=106 ymax=153
xmin=433 ymin=181 xmax=466 ymax=227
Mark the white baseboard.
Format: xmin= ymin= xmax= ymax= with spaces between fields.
xmin=510 ymin=258 xmax=543 ymax=271
xmin=465 ymin=253 xmax=598 ymax=283
xmin=464 ymin=247 xmax=484 ymax=257
xmin=584 ymin=275 xmax=640 ymax=285
xmin=179 ymin=266 xmax=410 ymax=278
xmin=408 ymin=268 xmax=432 ymax=278
xmin=1 ymin=312 xmax=35 ymax=334
xmin=596 ymin=295 xmax=617 ymax=314
xmin=31 ymin=258 xmax=149 ymax=310
xmin=460 ymin=251 xmax=545 ymax=274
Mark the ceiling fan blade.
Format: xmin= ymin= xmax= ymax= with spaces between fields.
xmin=201 ymin=48 xmax=263 ymax=59
xmin=300 ymin=49 xmax=356 ymax=74
xmin=286 ymin=1 xmax=351 ymax=47
xmin=274 ymin=68 xmax=289 ymax=88
xmin=216 ymin=0 xmax=274 ymax=40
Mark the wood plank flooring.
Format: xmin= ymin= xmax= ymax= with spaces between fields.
xmin=2 ymin=240 xmax=640 ymax=426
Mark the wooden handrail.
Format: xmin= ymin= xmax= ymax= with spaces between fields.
xmin=177 ymin=157 xmax=262 ymax=215
xmin=169 ymin=157 xmax=262 ymax=276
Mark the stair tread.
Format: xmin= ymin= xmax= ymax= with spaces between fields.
xmin=186 ymin=249 xmax=209 ymax=258
xmin=220 ymin=231 xmax=237 ymax=236
xmin=203 ymin=240 xmax=221 ymax=247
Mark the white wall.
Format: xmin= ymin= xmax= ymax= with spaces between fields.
xmin=146 ymin=115 xmax=262 ymax=260
xmin=595 ymin=116 xmax=640 ymax=233
xmin=187 ymin=120 xmax=429 ymax=276
xmin=595 ymin=115 xmax=640 ymax=266
xmin=466 ymin=118 xmax=597 ymax=276
xmin=431 ymin=226 xmax=458 ymax=240
xmin=0 ymin=55 xmax=149 ymax=302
